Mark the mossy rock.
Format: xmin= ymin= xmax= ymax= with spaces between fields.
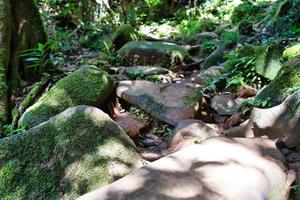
xmin=283 ymin=43 xmax=300 ymax=59
xmin=0 ymin=105 xmax=140 ymax=199
xmin=201 ymin=45 xmax=225 ymax=70
xmin=19 ymin=66 xmax=115 ymax=129
xmin=109 ymin=25 xmax=140 ymax=51
xmin=118 ymin=41 xmax=194 ymax=69
xmin=255 ymin=44 xmax=283 ymax=80
xmin=79 ymin=32 xmax=111 ymax=50
xmin=255 ymin=55 xmax=300 ymax=107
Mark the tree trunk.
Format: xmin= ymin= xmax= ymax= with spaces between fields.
xmin=9 ymin=0 xmax=47 ymax=92
xmin=0 ymin=0 xmax=46 ymax=136
xmin=0 ymin=0 xmax=12 ymax=136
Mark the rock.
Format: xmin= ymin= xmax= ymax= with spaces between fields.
xmin=78 ymin=137 xmax=290 ymax=200
xmin=194 ymin=66 xmax=223 ymax=85
xmin=237 ymin=86 xmax=257 ymax=98
xmin=139 ymin=138 xmax=157 ymax=147
xmin=255 ymin=44 xmax=283 ymax=80
xmin=210 ymin=94 xmax=241 ymax=115
xmin=296 ymin=144 xmax=300 ymax=153
xmin=120 ymin=66 xmax=170 ymax=76
xmin=0 ymin=106 xmax=140 ymax=199
xmin=255 ymin=55 xmax=300 ymax=107
xmin=201 ymin=45 xmax=225 ymax=69
xmin=116 ymin=81 xmax=202 ymax=126
xmin=281 ymin=148 xmax=290 ymax=156
xmin=286 ymin=153 xmax=300 ymax=163
xmin=118 ymin=41 xmax=194 ymax=70
xmin=224 ymin=120 xmax=250 ymax=137
xmin=232 ymin=90 xmax=300 ymax=148
xmin=115 ymin=112 xmax=146 ymax=139
xmin=196 ymin=31 xmax=218 ymax=42
xmin=19 ymin=66 xmax=115 ymax=128
xmin=225 ymin=112 xmax=243 ymax=127
xmin=109 ymin=25 xmax=140 ymax=51
xmin=170 ymin=119 xmax=218 ymax=151
xmin=283 ymin=43 xmax=300 ymax=59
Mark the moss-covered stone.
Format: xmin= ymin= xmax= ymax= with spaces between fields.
xmin=109 ymin=25 xmax=140 ymax=51
xmin=118 ymin=41 xmax=194 ymax=69
xmin=80 ymin=25 xmax=139 ymax=51
xmin=255 ymin=55 xmax=300 ymax=107
xmin=201 ymin=45 xmax=225 ymax=69
xmin=283 ymin=43 xmax=300 ymax=59
xmin=0 ymin=105 xmax=140 ymax=199
xmin=19 ymin=66 xmax=115 ymax=129
xmin=255 ymin=44 xmax=283 ymax=80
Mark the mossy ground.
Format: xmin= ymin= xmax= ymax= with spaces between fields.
xmin=19 ymin=66 xmax=115 ymax=128
xmin=0 ymin=106 xmax=138 ymax=200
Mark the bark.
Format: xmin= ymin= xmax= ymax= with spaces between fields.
xmin=9 ymin=0 xmax=47 ymax=91
xmin=0 ymin=0 xmax=46 ymax=135
xmin=0 ymin=0 xmax=12 ymax=136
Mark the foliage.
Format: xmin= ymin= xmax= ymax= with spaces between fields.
xmin=200 ymin=39 xmax=219 ymax=55
xmin=224 ymin=47 xmax=269 ymax=90
xmin=130 ymin=106 xmax=151 ymax=124
xmin=178 ymin=17 xmax=217 ymax=41
xmin=222 ymin=29 xmax=239 ymax=46
xmin=178 ymin=19 xmax=201 ymax=41
xmin=266 ymin=0 xmax=300 ymax=36
xmin=2 ymin=125 xmax=25 ymax=137
xmin=152 ymin=124 xmax=172 ymax=137
xmin=230 ymin=1 xmax=266 ymax=26
xmin=19 ymin=41 xmax=57 ymax=73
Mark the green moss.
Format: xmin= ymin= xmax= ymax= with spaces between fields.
xmin=255 ymin=44 xmax=283 ymax=80
xmin=255 ymin=55 xmax=300 ymax=107
xmin=202 ymin=45 xmax=225 ymax=69
xmin=19 ymin=66 xmax=115 ymax=129
xmin=118 ymin=41 xmax=193 ymax=69
xmin=0 ymin=106 xmax=139 ymax=199
xmin=283 ymin=43 xmax=300 ymax=59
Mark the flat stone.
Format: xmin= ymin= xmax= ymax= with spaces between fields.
xmin=116 ymin=81 xmax=202 ymax=126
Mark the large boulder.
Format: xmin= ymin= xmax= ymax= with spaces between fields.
xmin=19 ymin=66 xmax=115 ymax=128
xmin=228 ymin=89 xmax=300 ymax=148
xmin=78 ymin=137 xmax=290 ymax=200
xmin=116 ymin=81 xmax=202 ymax=126
xmin=255 ymin=55 xmax=300 ymax=107
xmin=0 ymin=106 xmax=140 ymax=199
xmin=118 ymin=41 xmax=194 ymax=70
